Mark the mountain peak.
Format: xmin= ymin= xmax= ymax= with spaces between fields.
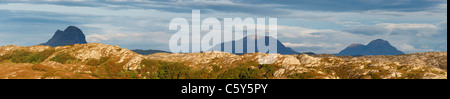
xmin=348 ymin=43 xmax=364 ymax=47
xmin=338 ymin=39 xmax=404 ymax=56
xmin=373 ymin=39 xmax=386 ymax=41
xmin=40 ymin=26 xmax=88 ymax=47
xmin=368 ymin=39 xmax=389 ymax=45
xmin=65 ymin=26 xmax=81 ymax=31
xmin=209 ymin=35 xmax=300 ymax=55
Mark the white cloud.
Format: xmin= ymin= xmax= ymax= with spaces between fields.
xmin=283 ymin=42 xmax=342 ymax=48
xmin=0 ymin=3 xmax=182 ymax=17
xmin=278 ymin=25 xmax=335 ymax=38
xmin=345 ymin=22 xmax=443 ymax=37
xmin=86 ymin=33 xmax=128 ymax=42
xmin=394 ymin=43 xmax=437 ymax=53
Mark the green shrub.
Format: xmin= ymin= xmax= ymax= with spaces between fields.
xmin=139 ymin=60 xmax=281 ymax=79
xmin=217 ymin=61 xmax=280 ymax=79
xmin=10 ymin=50 xmax=32 ymax=63
xmin=403 ymin=70 xmax=425 ymax=79
xmin=139 ymin=59 xmax=217 ymax=79
xmin=369 ymin=70 xmax=390 ymax=79
xmin=91 ymin=58 xmax=126 ymax=79
xmin=138 ymin=59 xmax=164 ymax=79
xmin=50 ymin=53 xmax=77 ymax=64
xmin=288 ymin=72 xmax=320 ymax=79
xmin=156 ymin=62 xmax=193 ymax=79
xmin=4 ymin=49 xmax=55 ymax=64
xmin=327 ymin=65 xmax=364 ymax=79
xmin=27 ymin=49 xmax=55 ymax=63
xmin=89 ymin=57 xmax=143 ymax=79
xmin=0 ymin=54 xmax=11 ymax=62
xmin=259 ymin=64 xmax=280 ymax=78
xmin=86 ymin=57 xmax=109 ymax=66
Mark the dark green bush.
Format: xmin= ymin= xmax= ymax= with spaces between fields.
xmin=259 ymin=64 xmax=280 ymax=78
xmin=3 ymin=49 xmax=55 ymax=64
xmin=217 ymin=61 xmax=279 ymax=79
xmin=139 ymin=59 xmax=281 ymax=79
xmin=86 ymin=57 xmax=109 ymax=66
xmin=288 ymin=72 xmax=319 ymax=79
xmin=89 ymin=57 xmax=127 ymax=79
xmin=139 ymin=59 xmax=219 ymax=79
xmin=156 ymin=62 xmax=193 ymax=79
xmin=50 ymin=53 xmax=78 ymax=64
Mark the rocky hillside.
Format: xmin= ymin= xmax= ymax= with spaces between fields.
xmin=146 ymin=51 xmax=447 ymax=79
xmin=0 ymin=43 xmax=143 ymax=79
xmin=0 ymin=43 xmax=446 ymax=79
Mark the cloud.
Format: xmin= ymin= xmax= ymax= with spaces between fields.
xmin=80 ymin=23 xmax=173 ymax=51
xmin=342 ymin=25 xmax=389 ymax=35
xmin=1 ymin=0 xmax=445 ymax=17
xmin=344 ymin=22 xmax=443 ymax=37
xmin=277 ymin=21 xmax=447 ymax=54
xmin=1 ymin=16 xmax=78 ymax=24
xmin=278 ymin=25 xmax=335 ymax=38
xmin=283 ymin=42 xmax=344 ymax=54
xmin=0 ymin=0 xmax=446 ymax=54
xmin=284 ymin=42 xmax=342 ymax=47
xmin=237 ymin=0 xmax=446 ymax=12
xmin=394 ymin=43 xmax=437 ymax=53
xmin=86 ymin=33 xmax=128 ymax=42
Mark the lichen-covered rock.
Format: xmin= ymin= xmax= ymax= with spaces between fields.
xmin=281 ymin=55 xmax=300 ymax=65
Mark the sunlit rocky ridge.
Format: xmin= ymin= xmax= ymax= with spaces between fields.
xmin=0 ymin=43 xmax=446 ymax=79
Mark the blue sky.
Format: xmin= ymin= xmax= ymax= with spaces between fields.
xmin=0 ymin=0 xmax=447 ymax=54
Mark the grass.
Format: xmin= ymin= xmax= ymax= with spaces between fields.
xmin=326 ymin=65 xmax=364 ymax=79
xmin=86 ymin=57 xmax=109 ymax=66
xmin=217 ymin=61 xmax=281 ymax=79
xmin=50 ymin=53 xmax=78 ymax=64
xmin=288 ymin=72 xmax=321 ymax=79
xmin=138 ymin=59 xmax=198 ymax=79
xmin=137 ymin=59 xmax=282 ymax=79
xmin=31 ymin=64 xmax=53 ymax=72
xmin=1 ymin=49 xmax=55 ymax=64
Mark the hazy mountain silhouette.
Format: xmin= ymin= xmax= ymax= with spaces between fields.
xmin=209 ymin=36 xmax=300 ymax=55
xmin=132 ymin=49 xmax=171 ymax=55
xmin=337 ymin=39 xmax=404 ymax=56
xmin=40 ymin=26 xmax=87 ymax=47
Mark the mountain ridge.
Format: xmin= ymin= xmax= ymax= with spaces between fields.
xmin=40 ymin=26 xmax=87 ymax=47
xmin=208 ymin=36 xmax=301 ymax=55
xmin=338 ymin=39 xmax=405 ymax=56
xmin=131 ymin=49 xmax=171 ymax=55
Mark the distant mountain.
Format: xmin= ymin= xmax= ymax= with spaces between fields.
xmin=337 ymin=39 xmax=404 ymax=56
xmin=301 ymin=52 xmax=316 ymax=55
xmin=209 ymin=36 xmax=300 ymax=55
xmin=132 ymin=49 xmax=171 ymax=55
xmin=40 ymin=26 xmax=87 ymax=47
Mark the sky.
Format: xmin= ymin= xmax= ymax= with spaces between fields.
xmin=0 ymin=0 xmax=447 ymax=54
